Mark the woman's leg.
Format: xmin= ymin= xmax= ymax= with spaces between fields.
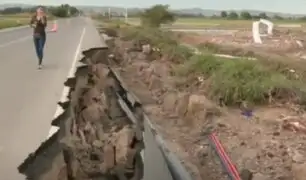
xmin=37 ymin=36 xmax=46 ymax=65
xmin=38 ymin=35 xmax=46 ymax=65
xmin=33 ymin=36 xmax=40 ymax=63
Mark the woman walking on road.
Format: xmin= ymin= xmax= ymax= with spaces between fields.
xmin=30 ymin=6 xmax=47 ymax=69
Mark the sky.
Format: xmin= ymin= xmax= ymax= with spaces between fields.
xmin=2 ymin=0 xmax=306 ymax=14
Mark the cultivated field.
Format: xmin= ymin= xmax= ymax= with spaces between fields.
xmin=0 ymin=16 xmax=29 ymax=29
xmin=123 ymin=17 xmax=306 ymax=29
xmin=0 ymin=13 xmax=55 ymax=29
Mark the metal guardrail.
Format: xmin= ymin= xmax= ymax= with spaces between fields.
xmin=108 ymin=67 xmax=194 ymax=180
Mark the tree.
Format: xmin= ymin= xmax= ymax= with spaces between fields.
xmin=228 ymin=11 xmax=238 ymax=19
xmin=273 ymin=15 xmax=283 ymax=20
xmin=240 ymin=11 xmax=252 ymax=20
xmin=0 ymin=5 xmax=79 ymax=17
xmin=69 ymin=6 xmax=79 ymax=15
xmin=220 ymin=11 xmax=227 ymax=18
xmin=0 ymin=7 xmax=23 ymax=14
xmin=259 ymin=12 xmax=268 ymax=19
xmin=140 ymin=4 xmax=175 ymax=27
xmin=50 ymin=6 xmax=68 ymax=17
xmin=252 ymin=15 xmax=260 ymax=20
xmin=210 ymin=14 xmax=219 ymax=19
xmin=49 ymin=4 xmax=79 ymax=17
xmin=299 ymin=16 xmax=306 ymax=21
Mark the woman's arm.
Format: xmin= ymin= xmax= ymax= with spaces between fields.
xmin=29 ymin=16 xmax=36 ymax=28
xmin=41 ymin=16 xmax=47 ymax=27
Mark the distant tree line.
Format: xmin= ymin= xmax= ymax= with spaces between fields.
xmin=48 ymin=4 xmax=79 ymax=17
xmin=0 ymin=5 xmax=80 ymax=17
xmin=175 ymin=10 xmax=306 ymax=21
xmin=217 ymin=11 xmax=279 ymax=20
xmin=97 ymin=9 xmax=306 ymax=22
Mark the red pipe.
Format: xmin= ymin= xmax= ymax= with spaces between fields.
xmin=209 ymin=135 xmax=237 ymax=180
xmin=211 ymin=134 xmax=240 ymax=180
xmin=210 ymin=134 xmax=238 ymax=179
xmin=211 ymin=133 xmax=240 ymax=179
xmin=210 ymin=133 xmax=241 ymax=180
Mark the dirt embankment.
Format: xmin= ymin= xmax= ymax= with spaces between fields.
xmin=99 ymin=26 xmax=306 ymax=180
xmin=18 ymin=47 xmax=144 ymax=180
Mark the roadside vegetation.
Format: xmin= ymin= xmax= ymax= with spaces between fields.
xmin=98 ymin=4 xmax=306 ymax=107
xmin=0 ymin=4 xmax=80 ymax=29
xmin=92 ymin=4 xmax=306 ymax=180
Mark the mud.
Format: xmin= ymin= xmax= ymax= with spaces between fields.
xmin=18 ymin=47 xmax=144 ymax=180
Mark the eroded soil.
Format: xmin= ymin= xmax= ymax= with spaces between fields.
xmin=103 ymin=31 xmax=306 ymax=180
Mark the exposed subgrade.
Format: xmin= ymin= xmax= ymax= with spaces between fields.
xmin=18 ymin=45 xmax=145 ymax=180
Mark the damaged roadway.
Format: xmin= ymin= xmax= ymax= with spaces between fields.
xmin=0 ymin=17 xmax=102 ymax=179
xmin=17 ymin=45 xmax=189 ymax=180
xmin=0 ymin=17 xmax=189 ymax=180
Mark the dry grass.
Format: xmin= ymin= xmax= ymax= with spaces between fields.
xmin=122 ymin=17 xmax=306 ymax=29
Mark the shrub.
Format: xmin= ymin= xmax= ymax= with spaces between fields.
xmin=140 ymin=4 xmax=175 ymax=27
xmin=177 ymin=54 xmax=306 ymax=105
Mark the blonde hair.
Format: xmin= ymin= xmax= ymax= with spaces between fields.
xmin=36 ymin=6 xmax=44 ymax=13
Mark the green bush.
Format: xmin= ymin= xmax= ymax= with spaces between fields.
xmin=140 ymin=4 xmax=175 ymax=27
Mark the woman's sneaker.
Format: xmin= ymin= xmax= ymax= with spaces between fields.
xmin=38 ymin=64 xmax=42 ymax=69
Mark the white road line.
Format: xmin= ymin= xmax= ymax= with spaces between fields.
xmin=0 ymin=36 xmax=31 ymax=48
xmin=47 ymin=27 xmax=86 ymax=138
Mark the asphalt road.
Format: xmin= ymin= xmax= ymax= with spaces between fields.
xmin=0 ymin=17 xmax=104 ymax=179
